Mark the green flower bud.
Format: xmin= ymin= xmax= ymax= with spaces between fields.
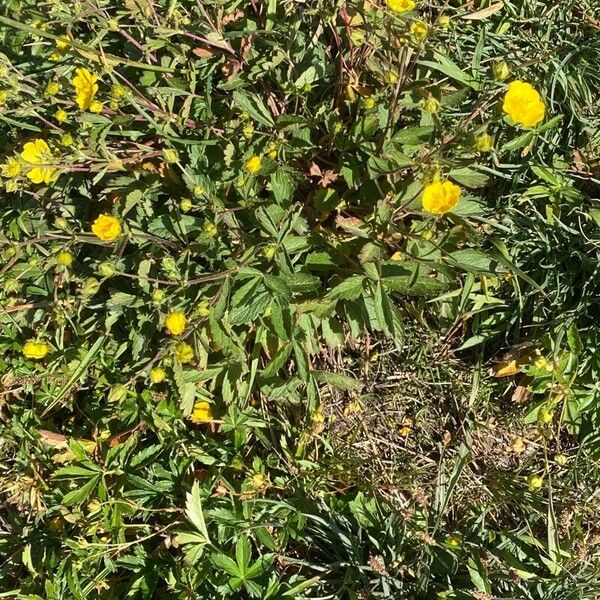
xmin=81 ymin=277 xmax=100 ymax=296
xmin=152 ymin=289 xmax=165 ymax=303
xmin=492 ymin=60 xmax=510 ymax=82
xmin=163 ymin=148 xmax=179 ymax=164
xmin=98 ymin=261 xmax=116 ymax=277
xmin=195 ymin=299 xmax=211 ymax=317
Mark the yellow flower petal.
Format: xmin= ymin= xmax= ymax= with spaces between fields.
xmin=421 ymin=180 xmax=461 ymax=215
xmin=165 ymin=311 xmax=186 ymax=336
xmin=188 ymin=401 xmax=214 ymax=424
xmin=72 ymin=67 xmax=100 ymax=111
xmin=91 ymin=214 xmax=122 ymax=241
xmin=502 ymin=81 xmax=545 ymax=127
xmin=22 ymin=340 xmax=50 ymax=360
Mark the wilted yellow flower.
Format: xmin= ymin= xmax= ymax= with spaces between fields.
xmin=437 ymin=15 xmax=451 ymax=29
xmin=410 ymin=20 xmax=429 ymax=42
xmin=422 ymin=180 xmax=461 ymax=215
xmin=527 ymin=474 xmax=543 ymax=491
xmin=55 ymin=37 xmax=70 ymax=51
xmin=91 ymin=214 xmax=121 ymax=241
xmin=174 ymin=342 xmax=194 ymax=363
xmin=502 ymin=81 xmax=545 ymax=127
xmin=386 ymin=0 xmax=415 ymax=13
xmin=72 ymin=67 xmax=101 ymax=111
xmin=149 ymin=367 xmax=167 ymax=384
xmin=20 ymin=139 xmax=59 ymax=184
xmin=474 ymin=133 xmax=493 ymax=152
xmin=189 ymin=401 xmax=214 ymax=424
xmin=22 ymin=340 xmax=50 ymax=360
xmin=165 ymin=311 xmax=186 ymax=336
xmin=244 ymin=155 xmax=262 ymax=174
xmin=110 ymin=84 xmax=127 ymax=100
xmin=1 ymin=157 xmax=21 ymax=179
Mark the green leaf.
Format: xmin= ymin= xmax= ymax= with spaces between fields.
xmin=327 ymin=276 xmax=365 ymax=301
xmin=62 ymin=475 xmax=99 ymax=506
xmin=185 ymin=480 xmax=211 ymax=543
xmin=232 ymin=90 xmax=274 ymax=127
xmin=419 ymin=50 xmax=481 ymax=89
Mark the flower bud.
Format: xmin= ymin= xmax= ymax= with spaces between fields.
xmin=98 ymin=261 xmax=116 ymax=277
xmin=263 ymin=244 xmax=277 ymax=260
xmin=56 ymin=251 xmax=73 ymax=266
xmin=474 ymin=133 xmax=493 ymax=153
xmin=203 ymin=222 xmax=218 ymax=238
xmin=152 ymin=289 xmax=165 ymax=303
xmin=492 ymin=60 xmax=510 ymax=82
xmin=81 ymin=277 xmax=100 ymax=296
xmin=527 ymin=474 xmax=543 ymax=491
xmin=196 ymin=299 xmax=211 ymax=317
xmin=422 ymin=95 xmax=441 ymax=114
xmin=179 ymin=198 xmax=193 ymax=212
xmin=163 ymin=148 xmax=179 ymax=164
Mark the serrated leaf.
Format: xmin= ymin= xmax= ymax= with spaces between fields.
xmin=185 ymin=480 xmax=210 ymax=543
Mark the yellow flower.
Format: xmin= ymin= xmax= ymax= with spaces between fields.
xmin=56 ymin=251 xmax=73 ymax=266
xmin=1 ymin=157 xmax=22 ymax=179
xmin=422 ymin=180 xmax=461 ymax=215
xmin=91 ymin=214 xmax=122 ymax=241
xmin=149 ymin=367 xmax=167 ymax=384
xmin=55 ymin=37 xmax=70 ymax=51
xmin=203 ymin=222 xmax=218 ymax=237
xmin=446 ymin=535 xmax=461 ymax=547
xmin=165 ymin=311 xmax=186 ymax=336
xmin=60 ymin=133 xmax=74 ymax=147
xmin=174 ymin=342 xmax=194 ymax=363
xmin=244 ymin=155 xmax=262 ymax=174
xmin=527 ymin=474 xmax=543 ymax=491
xmin=20 ymin=139 xmax=59 ymax=185
xmin=410 ymin=20 xmax=429 ymax=42
xmin=386 ymin=0 xmax=415 ymax=13
xmin=45 ymin=81 xmax=61 ymax=96
xmin=22 ymin=340 xmax=50 ymax=360
xmin=54 ymin=108 xmax=68 ymax=123
xmin=189 ymin=401 xmax=214 ymax=424
xmin=502 ymin=81 xmax=545 ymax=127
xmin=0 ymin=90 xmax=9 ymax=105
xmin=362 ymin=96 xmax=376 ymax=110
xmin=72 ymin=67 xmax=100 ymax=111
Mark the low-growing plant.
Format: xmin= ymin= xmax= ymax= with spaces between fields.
xmin=1 ymin=0 xmax=599 ymax=598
